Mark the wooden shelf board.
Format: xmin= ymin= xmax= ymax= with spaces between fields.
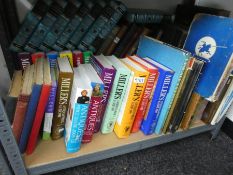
xmin=24 ymin=120 xmax=214 ymax=174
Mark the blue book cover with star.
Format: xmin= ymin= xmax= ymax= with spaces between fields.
xmin=184 ymin=14 xmax=233 ymax=102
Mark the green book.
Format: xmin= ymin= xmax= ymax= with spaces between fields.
xmin=100 ymin=55 xmax=132 ymax=134
xmin=83 ymin=51 xmax=93 ymax=64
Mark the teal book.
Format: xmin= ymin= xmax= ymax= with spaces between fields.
xmin=100 ymin=56 xmax=132 ymax=134
xmin=137 ymin=36 xmax=191 ymax=134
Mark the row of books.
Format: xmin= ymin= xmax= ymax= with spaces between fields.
xmin=9 ymin=0 xmax=127 ymax=54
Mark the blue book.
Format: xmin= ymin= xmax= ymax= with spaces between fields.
xmin=65 ymin=68 xmax=92 ymax=153
xmin=137 ymin=36 xmax=191 ymax=134
xmin=140 ymin=57 xmax=174 ymax=135
xmin=18 ymin=59 xmax=44 ymax=153
xmin=46 ymin=51 xmax=58 ymax=68
xmin=184 ymin=14 xmax=233 ymax=102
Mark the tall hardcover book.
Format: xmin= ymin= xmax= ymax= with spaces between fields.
xmin=114 ymin=58 xmax=149 ymax=138
xmin=51 ymin=57 xmax=74 ymax=140
xmin=11 ymin=67 xmax=33 ymax=142
xmin=128 ymin=56 xmax=159 ymax=133
xmin=140 ymin=57 xmax=174 ymax=135
xmin=80 ymin=64 xmax=104 ymax=143
xmin=65 ymin=67 xmax=93 ymax=153
xmin=5 ymin=70 xmax=22 ymax=124
xmin=59 ymin=50 xmax=74 ymax=67
xmin=137 ymin=36 xmax=191 ymax=135
xmin=18 ymin=59 xmax=44 ymax=153
xmin=101 ymin=56 xmax=132 ymax=134
xmin=17 ymin=52 xmax=32 ymax=70
xmin=184 ymin=14 xmax=233 ymax=102
xmin=42 ymin=68 xmax=58 ymax=140
xmin=26 ymin=59 xmax=52 ymax=154
xmin=90 ymin=55 xmax=116 ymax=132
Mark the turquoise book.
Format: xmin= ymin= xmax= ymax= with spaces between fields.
xmin=136 ymin=36 xmax=191 ymax=134
xmin=100 ymin=55 xmax=132 ymax=134
xmin=65 ymin=67 xmax=93 ymax=153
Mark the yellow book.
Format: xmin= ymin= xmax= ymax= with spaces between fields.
xmin=59 ymin=50 xmax=73 ymax=67
xmin=114 ymin=58 xmax=149 ymax=138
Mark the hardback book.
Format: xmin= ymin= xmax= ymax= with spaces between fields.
xmin=101 ymin=55 xmax=132 ymax=134
xmin=80 ymin=64 xmax=104 ymax=143
xmin=26 ymin=58 xmax=52 ymax=155
xmin=23 ymin=1 xmax=61 ymax=52
xmin=192 ymin=97 xmax=208 ymax=122
xmin=202 ymin=74 xmax=233 ymax=124
xmin=18 ymin=58 xmax=44 ymax=153
xmin=140 ymin=57 xmax=174 ymax=135
xmin=51 ymin=57 xmax=74 ymax=140
xmin=128 ymin=56 xmax=159 ymax=133
xmin=12 ymin=66 xmax=33 ymax=143
xmin=60 ymin=50 xmax=74 ymax=67
xmin=168 ymin=58 xmax=204 ymax=133
xmin=9 ymin=0 xmax=50 ymax=52
xmin=184 ymin=14 xmax=233 ymax=102
xmin=104 ymin=22 xmax=129 ymax=55
xmin=46 ymin=51 xmax=58 ymax=68
xmin=137 ymin=36 xmax=191 ymax=135
xmin=83 ymin=51 xmax=93 ymax=64
xmin=42 ymin=68 xmax=58 ymax=140
xmin=31 ymin=52 xmax=45 ymax=64
xmin=65 ymin=0 xmax=103 ymax=50
xmin=180 ymin=92 xmax=202 ymax=130
xmin=5 ymin=70 xmax=23 ymax=124
xmin=126 ymin=8 xmax=174 ymax=23
xmin=72 ymin=51 xmax=83 ymax=67
xmin=39 ymin=1 xmax=70 ymax=51
xmin=65 ymin=67 xmax=93 ymax=153
xmin=17 ymin=52 xmax=32 ymax=70
xmin=90 ymin=55 xmax=116 ymax=132
xmin=53 ymin=1 xmax=89 ymax=51
xmin=114 ymin=57 xmax=149 ymax=138
xmin=80 ymin=1 xmax=127 ymax=52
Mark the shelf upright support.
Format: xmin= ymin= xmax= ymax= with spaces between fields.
xmin=211 ymin=116 xmax=226 ymax=140
xmin=0 ymin=144 xmax=12 ymax=175
xmin=0 ymin=98 xmax=28 ymax=175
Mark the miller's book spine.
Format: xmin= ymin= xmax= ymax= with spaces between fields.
xmin=51 ymin=72 xmax=74 ymax=140
xmin=101 ymin=69 xmax=131 ymax=134
xmin=60 ymin=51 xmax=74 ymax=67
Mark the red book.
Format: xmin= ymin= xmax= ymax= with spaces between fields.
xmin=31 ymin=52 xmax=45 ymax=64
xmin=73 ymin=51 xmax=83 ymax=67
xmin=26 ymin=59 xmax=52 ymax=154
xmin=128 ymin=55 xmax=159 ymax=133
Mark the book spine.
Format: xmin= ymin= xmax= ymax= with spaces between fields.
xmin=17 ymin=52 xmax=32 ymax=70
xmin=42 ymin=84 xmax=57 ymax=140
xmin=82 ymin=96 xmax=102 ymax=143
xmin=51 ymin=73 xmax=73 ymax=140
xmin=132 ymin=71 xmax=158 ymax=133
xmin=101 ymin=69 xmax=131 ymax=134
xmin=11 ymin=95 xmax=30 ymax=143
xmin=65 ymin=103 xmax=89 ymax=153
xmin=59 ymin=51 xmax=74 ymax=67
xmin=72 ymin=51 xmax=83 ymax=67
xmin=31 ymin=52 xmax=45 ymax=64
xmin=114 ymin=72 xmax=148 ymax=138
xmin=26 ymin=85 xmax=51 ymax=154
xmin=83 ymin=51 xmax=92 ymax=63
xmin=127 ymin=13 xmax=174 ymax=23
xmin=18 ymin=85 xmax=42 ymax=153
xmin=47 ymin=51 xmax=58 ymax=68
xmin=141 ymin=72 xmax=173 ymax=135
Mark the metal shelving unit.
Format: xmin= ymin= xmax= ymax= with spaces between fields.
xmin=0 ymin=98 xmax=224 ymax=175
xmin=0 ymin=144 xmax=12 ymax=175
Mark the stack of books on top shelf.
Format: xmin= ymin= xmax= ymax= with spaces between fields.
xmin=4 ymin=14 xmax=233 ymax=155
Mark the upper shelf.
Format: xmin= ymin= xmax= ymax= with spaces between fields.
xmin=24 ymin=120 xmax=215 ymax=175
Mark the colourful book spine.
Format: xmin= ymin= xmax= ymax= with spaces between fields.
xmin=17 ymin=52 xmax=32 ymax=70
xmin=101 ymin=68 xmax=131 ymax=134
xmin=72 ymin=51 xmax=83 ymax=67
xmin=47 ymin=51 xmax=58 ymax=68
xmin=31 ymin=52 xmax=45 ymax=64
xmin=59 ymin=50 xmax=74 ymax=67
xmin=114 ymin=59 xmax=149 ymax=138
xmin=140 ymin=67 xmax=174 ymax=135
xmin=128 ymin=56 xmax=159 ymax=133
xmin=83 ymin=51 xmax=93 ymax=64
xmin=90 ymin=56 xmax=116 ymax=133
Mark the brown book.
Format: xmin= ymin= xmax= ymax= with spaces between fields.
xmin=105 ymin=23 xmax=129 ymax=55
xmin=180 ymin=92 xmax=201 ymax=130
xmin=12 ymin=65 xmax=34 ymax=143
xmin=51 ymin=57 xmax=74 ymax=140
xmin=202 ymin=74 xmax=233 ymax=124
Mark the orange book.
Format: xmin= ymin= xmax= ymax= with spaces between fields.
xmin=114 ymin=58 xmax=149 ymax=138
xmin=128 ymin=56 xmax=159 ymax=133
